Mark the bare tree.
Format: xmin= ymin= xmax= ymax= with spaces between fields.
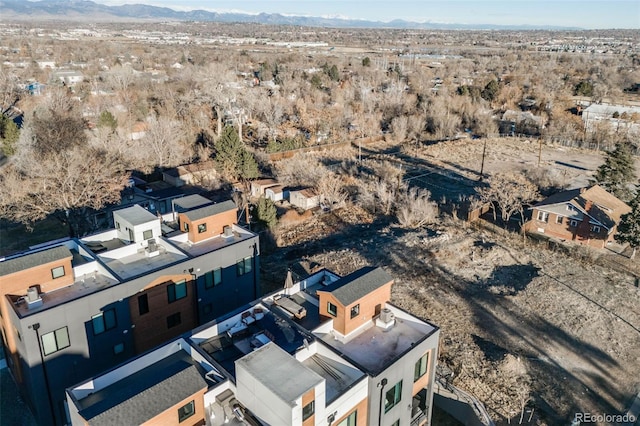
xmin=139 ymin=116 xmax=191 ymax=171
xmin=396 ymin=187 xmax=439 ymax=228
xmin=478 ymin=172 xmax=540 ymax=226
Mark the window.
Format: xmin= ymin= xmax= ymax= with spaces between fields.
xmin=390 ymin=420 xmax=400 ymax=426
xmin=536 ymin=211 xmax=549 ymax=223
xmin=414 ymin=352 xmax=429 ymax=382
xmin=51 ymin=266 xmax=65 ymax=279
xmin=570 ymin=219 xmax=578 ymax=227
xmin=167 ymin=280 xmax=187 ymax=303
xmin=167 ymin=312 xmax=182 ymax=329
xmin=183 ymin=222 xmax=189 ymax=232
xmin=113 ymin=343 xmax=124 ymax=355
xmin=41 ymin=327 xmax=70 ymax=356
xmin=350 ymin=304 xmax=360 ymax=319
xmin=327 ymin=302 xmax=337 ymax=317
xmin=566 ymin=204 xmax=576 ymax=212
xmin=178 ymin=400 xmax=195 ymax=423
xmin=138 ymin=294 xmax=149 ymax=315
xmin=236 ymin=256 xmax=253 ymax=276
xmin=115 ymin=221 xmax=121 ymax=230
xmin=336 ymin=411 xmax=357 ymax=426
xmin=302 ymin=400 xmax=315 ymax=421
xmin=384 ymin=380 xmax=402 ymax=413
xmin=591 ymin=225 xmax=601 ymax=233
xmin=92 ymin=309 xmax=117 ymax=335
xmin=143 ymin=229 xmax=153 ymax=240
xmin=204 ymin=268 xmax=222 ymax=289
xmin=197 ymin=223 xmax=207 ymax=234
xmin=556 ymin=215 xmax=564 ymax=224
xmin=202 ymin=303 xmax=213 ymax=315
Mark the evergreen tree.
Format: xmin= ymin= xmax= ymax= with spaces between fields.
xmin=0 ymin=115 xmax=19 ymax=156
xmin=214 ymin=126 xmax=258 ymax=181
xmin=592 ymin=142 xmax=636 ymax=201
xmin=97 ymin=110 xmax=118 ymax=132
xmin=255 ymin=197 xmax=277 ymax=229
xmin=616 ymin=189 xmax=640 ymax=260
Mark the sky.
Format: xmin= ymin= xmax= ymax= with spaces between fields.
xmin=91 ymin=0 xmax=640 ymax=29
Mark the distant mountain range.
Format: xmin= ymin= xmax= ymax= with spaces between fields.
xmin=0 ymin=0 xmax=582 ymax=30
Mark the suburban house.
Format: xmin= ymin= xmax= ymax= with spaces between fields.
xmin=163 ymin=161 xmax=218 ymax=188
xmin=250 ymin=179 xmax=280 ymax=198
xmin=581 ymin=103 xmax=640 ymax=136
xmin=67 ymin=266 xmax=440 ymax=426
xmin=525 ymin=185 xmax=631 ymax=248
xmin=0 ymin=197 xmax=260 ymax=425
xmin=290 ymin=188 xmax=321 ymax=211
xmin=50 ymin=70 xmax=84 ymax=86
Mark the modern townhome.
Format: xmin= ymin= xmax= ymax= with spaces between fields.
xmin=0 ymin=196 xmax=260 ymax=425
xmin=67 ymin=266 xmax=440 ymax=426
xmin=525 ymin=184 xmax=631 ymax=248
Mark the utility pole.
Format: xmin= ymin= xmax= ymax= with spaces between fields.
xmin=537 ymin=138 xmax=542 ymax=167
xmin=479 ymin=138 xmax=487 ymax=181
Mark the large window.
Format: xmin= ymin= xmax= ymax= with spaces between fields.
xmin=302 ymin=400 xmax=315 ymax=421
xmin=336 ymin=411 xmax=357 ymax=426
xmin=183 ymin=222 xmax=189 ymax=232
xmin=556 ymin=215 xmax=564 ymax=225
xmin=327 ymin=302 xmax=337 ymax=317
xmin=536 ymin=211 xmax=549 ymax=223
xmin=51 ymin=266 xmax=65 ymax=279
xmin=590 ymin=225 xmax=601 ymax=233
xmin=204 ymin=268 xmax=222 ymax=289
xmin=143 ymin=229 xmax=153 ymax=240
xmin=236 ymin=256 xmax=253 ymax=276
xmin=350 ymin=304 xmax=360 ymax=319
xmin=41 ymin=327 xmax=70 ymax=356
xmin=167 ymin=312 xmax=182 ymax=329
xmin=414 ymin=353 xmax=429 ymax=382
xmin=178 ymin=400 xmax=195 ymax=423
xmin=197 ymin=223 xmax=207 ymax=234
xmin=92 ymin=309 xmax=117 ymax=335
xmin=168 ymin=280 xmax=187 ymax=303
xmin=138 ymin=294 xmax=149 ymax=315
xmin=384 ymin=380 xmax=402 ymax=413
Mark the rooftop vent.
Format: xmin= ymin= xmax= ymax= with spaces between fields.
xmin=376 ymin=308 xmax=395 ymax=331
xmin=145 ymin=239 xmax=160 ymax=258
xmin=223 ymin=225 xmax=234 ymax=238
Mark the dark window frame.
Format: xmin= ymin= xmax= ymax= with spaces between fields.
xmin=41 ymin=327 xmax=70 ymax=356
xmin=167 ymin=280 xmax=187 ymax=303
xmin=327 ymin=302 xmax=337 ymax=317
xmin=384 ymin=380 xmax=403 ymax=413
xmin=178 ymin=400 xmax=195 ymax=423
xmin=204 ymin=268 xmax=222 ymax=289
xmin=236 ymin=256 xmax=253 ymax=276
xmin=167 ymin=312 xmax=182 ymax=329
xmin=113 ymin=343 xmax=125 ymax=355
xmin=350 ymin=304 xmax=360 ymax=319
xmin=51 ymin=266 xmax=65 ymax=279
xmin=302 ymin=400 xmax=315 ymax=421
xmin=138 ymin=294 xmax=149 ymax=315
xmin=197 ymin=223 xmax=207 ymax=234
xmin=414 ymin=352 xmax=429 ymax=382
xmin=92 ymin=309 xmax=117 ymax=335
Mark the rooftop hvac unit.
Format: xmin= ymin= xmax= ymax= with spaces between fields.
xmin=26 ymin=286 xmax=43 ymax=310
xmin=379 ymin=308 xmax=395 ymax=324
xmin=223 ymin=225 xmax=234 ymax=237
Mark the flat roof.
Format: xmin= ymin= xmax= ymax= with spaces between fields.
xmin=77 ymin=351 xmax=208 ymax=426
xmin=183 ymin=200 xmax=236 ymax=222
xmin=302 ymin=354 xmax=365 ymax=404
xmin=172 ymin=195 xmax=213 ymax=211
xmin=317 ymin=266 xmax=392 ymax=306
xmin=236 ymin=342 xmax=323 ymax=404
xmin=0 ymin=245 xmax=72 ymax=277
xmin=113 ymin=204 xmax=158 ymax=226
xmin=317 ymin=309 xmax=437 ymax=376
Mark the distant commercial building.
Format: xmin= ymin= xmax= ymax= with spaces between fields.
xmin=67 ymin=266 xmax=440 ymax=426
xmin=0 ymin=198 xmax=260 ymax=425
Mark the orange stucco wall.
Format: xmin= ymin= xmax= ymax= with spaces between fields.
xmin=139 ymin=387 xmax=207 ymax=426
xmin=331 ymin=398 xmax=368 ymax=426
xmin=179 ymin=209 xmax=237 ymax=243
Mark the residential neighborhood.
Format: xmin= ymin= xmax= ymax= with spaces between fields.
xmin=0 ymin=2 xmax=639 ymax=426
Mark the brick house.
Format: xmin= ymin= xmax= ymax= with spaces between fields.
xmin=525 ymin=185 xmax=631 ymax=248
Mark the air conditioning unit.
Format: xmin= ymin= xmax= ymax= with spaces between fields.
xmin=379 ymin=308 xmax=395 ymax=324
xmin=223 ymin=225 xmax=234 ymax=237
xmin=145 ymin=239 xmax=160 ymax=257
xmin=26 ymin=286 xmax=43 ymax=309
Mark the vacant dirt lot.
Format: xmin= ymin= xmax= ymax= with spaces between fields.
xmin=262 ymin=138 xmax=640 ymax=425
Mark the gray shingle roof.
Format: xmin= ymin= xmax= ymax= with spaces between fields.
xmin=0 ymin=245 xmax=72 ymax=277
xmin=78 ymin=352 xmax=207 ymax=426
xmin=183 ymin=200 xmax=236 ymax=222
xmin=172 ymin=195 xmax=213 ymax=211
xmin=318 ymin=266 xmax=393 ymax=306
